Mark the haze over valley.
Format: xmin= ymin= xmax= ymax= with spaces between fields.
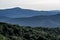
xmin=0 ymin=7 xmax=60 ymax=27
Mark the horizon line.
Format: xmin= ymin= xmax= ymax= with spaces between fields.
xmin=0 ymin=7 xmax=60 ymax=11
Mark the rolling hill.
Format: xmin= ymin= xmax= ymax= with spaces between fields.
xmin=0 ymin=22 xmax=60 ymax=40
xmin=0 ymin=7 xmax=60 ymax=27
xmin=6 ymin=14 xmax=60 ymax=27
xmin=0 ymin=16 xmax=10 ymax=22
xmin=0 ymin=7 xmax=59 ymax=18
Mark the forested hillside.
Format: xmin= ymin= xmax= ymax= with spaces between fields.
xmin=0 ymin=22 xmax=60 ymax=40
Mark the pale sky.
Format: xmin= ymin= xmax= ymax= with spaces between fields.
xmin=0 ymin=0 xmax=60 ymax=10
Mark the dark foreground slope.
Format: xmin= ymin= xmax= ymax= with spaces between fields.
xmin=0 ymin=22 xmax=60 ymax=40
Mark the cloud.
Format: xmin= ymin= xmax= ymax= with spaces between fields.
xmin=0 ymin=0 xmax=60 ymax=10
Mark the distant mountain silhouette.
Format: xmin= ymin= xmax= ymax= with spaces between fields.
xmin=0 ymin=16 xmax=10 ymax=22
xmin=0 ymin=7 xmax=60 ymax=27
xmin=0 ymin=7 xmax=59 ymax=18
xmin=5 ymin=14 xmax=60 ymax=27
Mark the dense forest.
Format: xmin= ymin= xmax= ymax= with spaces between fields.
xmin=0 ymin=22 xmax=60 ymax=40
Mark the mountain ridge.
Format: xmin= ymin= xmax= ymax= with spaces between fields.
xmin=5 ymin=13 xmax=60 ymax=27
xmin=0 ymin=7 xmax=60 ymax=27
xmin=0 ymin=7 xmax=60 ymax=18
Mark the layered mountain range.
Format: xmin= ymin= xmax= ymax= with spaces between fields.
xmin=0 ymin=7 xmax=60 ymax=27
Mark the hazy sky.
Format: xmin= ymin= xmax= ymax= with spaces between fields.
xmin=0 ymin=0 xmax=60 ymax=10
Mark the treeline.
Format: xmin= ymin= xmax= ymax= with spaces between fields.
xmin=0 ymin=22 xmax=60 ymax=40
